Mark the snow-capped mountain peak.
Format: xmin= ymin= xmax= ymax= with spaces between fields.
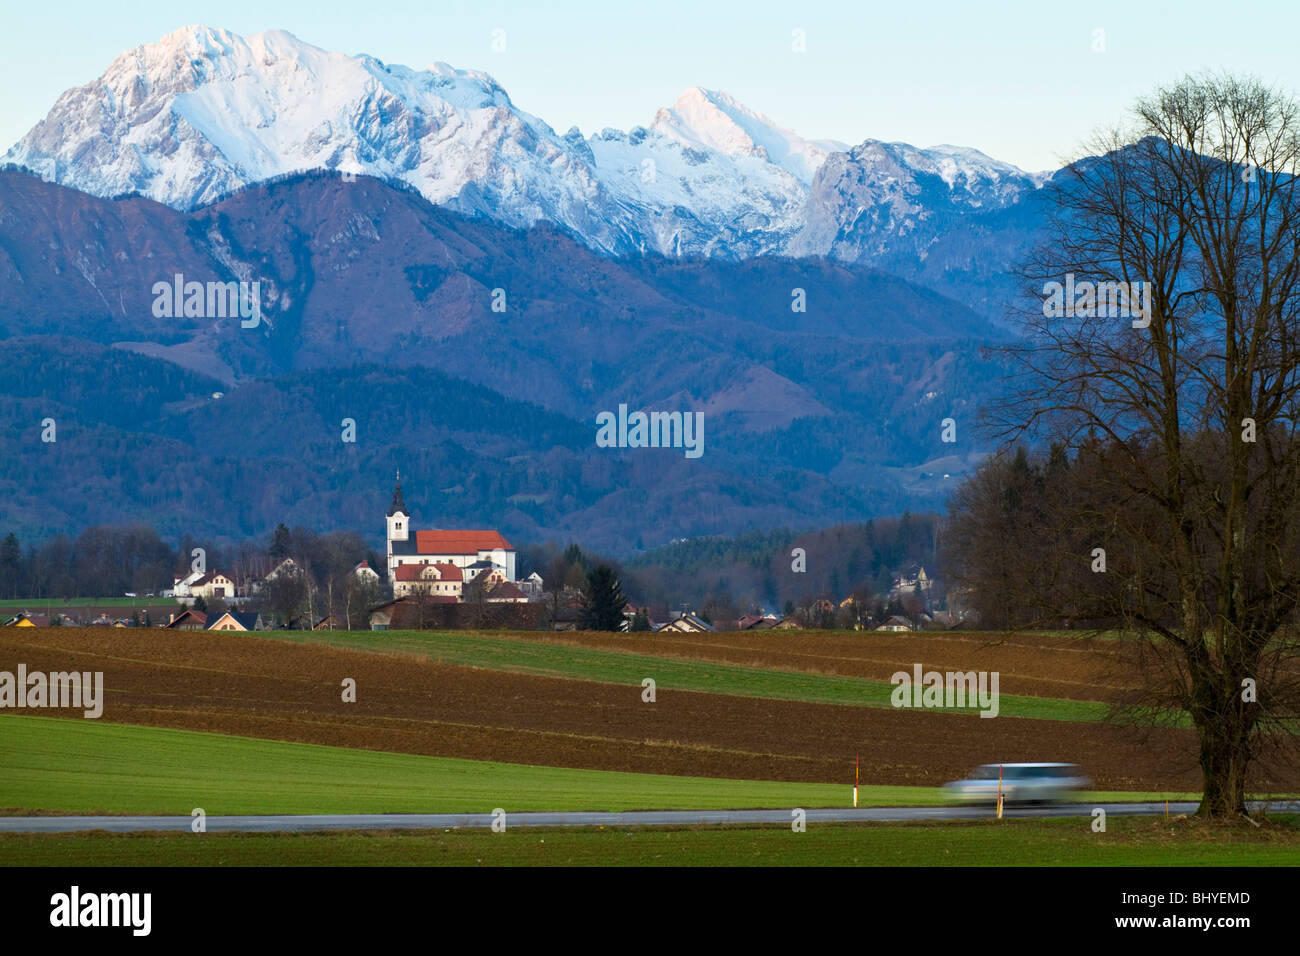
xmin=6 ymin=25 xmax=1047 ymax=272
xmin=651 ymin=86 xmax=845 ymax=184
xmin=6 ymin=25 xmax=616 ymax=242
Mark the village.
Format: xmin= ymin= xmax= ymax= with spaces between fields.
xmin=0 ymin=478 xmax=960 ymax=634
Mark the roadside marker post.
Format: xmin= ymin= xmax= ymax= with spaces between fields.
xmin=853 ymin=755 xmax=859 ymax=808
xmin=996 ymin=764 xmax=1004 ymax=819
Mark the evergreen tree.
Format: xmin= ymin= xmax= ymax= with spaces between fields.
xmin=563 ymin=543 xmax=587 ymax=570
xmin=581 ymin=564 xmax=628 ymax=631
xmin=270 ymin=523 xmax=293 ymax=561
xmin=0 ymin=533 xmax=21 ymax=598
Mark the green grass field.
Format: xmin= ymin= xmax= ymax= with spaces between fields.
xmin=0 ymin=715 xmax=1198 ymax=816
xmin=5 ymin=816 xmax=1299 ymax=866
xmin=8 ymin=715 xmax=1286 ymax=867
xmin=0 ymin=597 xmax=179 ymax=607
xmin=270 ymin=629 xmax=1112 ymax=723
xmin=0 ymin=714 xmax=893 ymax=814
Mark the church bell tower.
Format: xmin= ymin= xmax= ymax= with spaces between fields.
xmin=386 ymin=472 xmax=409 ymax=583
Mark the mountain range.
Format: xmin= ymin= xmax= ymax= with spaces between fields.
xmin=0 ymin=25 xmax=1056 ymax=553
xmin=5 ymin=25 xmax=1052 ymax=323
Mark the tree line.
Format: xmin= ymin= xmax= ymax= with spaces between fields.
xmin=0 ymin=523 xmax=385 ymax=608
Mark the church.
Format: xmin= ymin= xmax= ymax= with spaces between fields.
xmin=385 ymin=475 xmax=518 ymax=592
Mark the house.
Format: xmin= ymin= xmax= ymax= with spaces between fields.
xmin=518 ymin=572 xmax=544 ymax=600
xmin=353 ymin=561 xmax=380 ymax=583
xmin=1 ymin=612 xmax=45 ymax=627
xmin=771 ymin=617 xmax=802 ymax=630
xmin=171 ymin=568 xmax=204 ymax=598
xmin=385 ymin=475 xmax=517 ymax=587
xmin=368 ymin=599 xmax=400 ymax=631
xmin=484 ymin=579 xmax=527 ymax=603
xmin=262 ymin=559 xmax=301 ymax=585
xmin=891 ymin=565 xmax=933 ymax=597
xmin=875 ymin=615 xmax=914 ymax=632
xmin=465 ymin=566 xmax=510 ymax=594
xmin=165 ymin=609 xmax=209 ymax=630
xmin=207 ymin=610 xmax=264 ymax=632
xmin=463 ymin=561 xmax=506 ymax=586
xmin=547 ymin=595 xmax=584 ymax=631
xmin=737 ymin=613 xmax=778 ymax=631
xmin=368 ymin=595 xmax=457 ymax=630
xmin=655 ymin=612 xmax=715 ymax=633
xmin=189 ymin=571 xmax=237 ymax=601
xmin=394 ymin=562 xmax=464 ymax=600
xmin=621 ymin=606 xmax=653 ymax=631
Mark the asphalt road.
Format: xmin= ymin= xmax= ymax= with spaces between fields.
xmin=4 ymin=801 xmax=1297 ymax=833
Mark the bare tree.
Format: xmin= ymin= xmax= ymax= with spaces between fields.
xmin=258 ymin=565 xmax=312 ymax=628
xmin=980 ymin=73 xmax=1300 ymax=817
xmin=333 ymin=571 xmax=385 ymax=630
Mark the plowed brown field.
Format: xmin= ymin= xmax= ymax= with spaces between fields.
xmin=2 ymin=629 xmax=1296 ymax=792
xmin=526 ymin=629 xmax=1137 ymax=702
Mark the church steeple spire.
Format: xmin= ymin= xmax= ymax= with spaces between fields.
xmin=387 ymin=470 xmax=408 ymax=517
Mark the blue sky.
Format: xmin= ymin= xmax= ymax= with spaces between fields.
xmin=3 ymin=0 xmax=1297 ymax=171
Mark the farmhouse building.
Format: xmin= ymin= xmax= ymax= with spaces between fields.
xmin=189 ymin=571 xmax=236 ymax=601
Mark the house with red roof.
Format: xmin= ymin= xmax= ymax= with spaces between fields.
xmin=483 ymin=579 xmax=528 ymax=603
xmin=393 ymin=561 xmax=464 ymax=599
xmin=385 ymin=475 xmax=518 ymax=594
xmin=164 ymin=608 xmax=208 ymax=630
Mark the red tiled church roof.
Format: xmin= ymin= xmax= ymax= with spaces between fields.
xmin=414 ymin=530 xmax=513 ymax=553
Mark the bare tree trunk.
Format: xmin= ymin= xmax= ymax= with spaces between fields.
xmin=1195 ymin=701 xmax=1251 ymax=816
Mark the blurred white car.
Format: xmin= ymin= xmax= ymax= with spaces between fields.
xmin=943 ymin=762 xmax=1090 ymax=805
